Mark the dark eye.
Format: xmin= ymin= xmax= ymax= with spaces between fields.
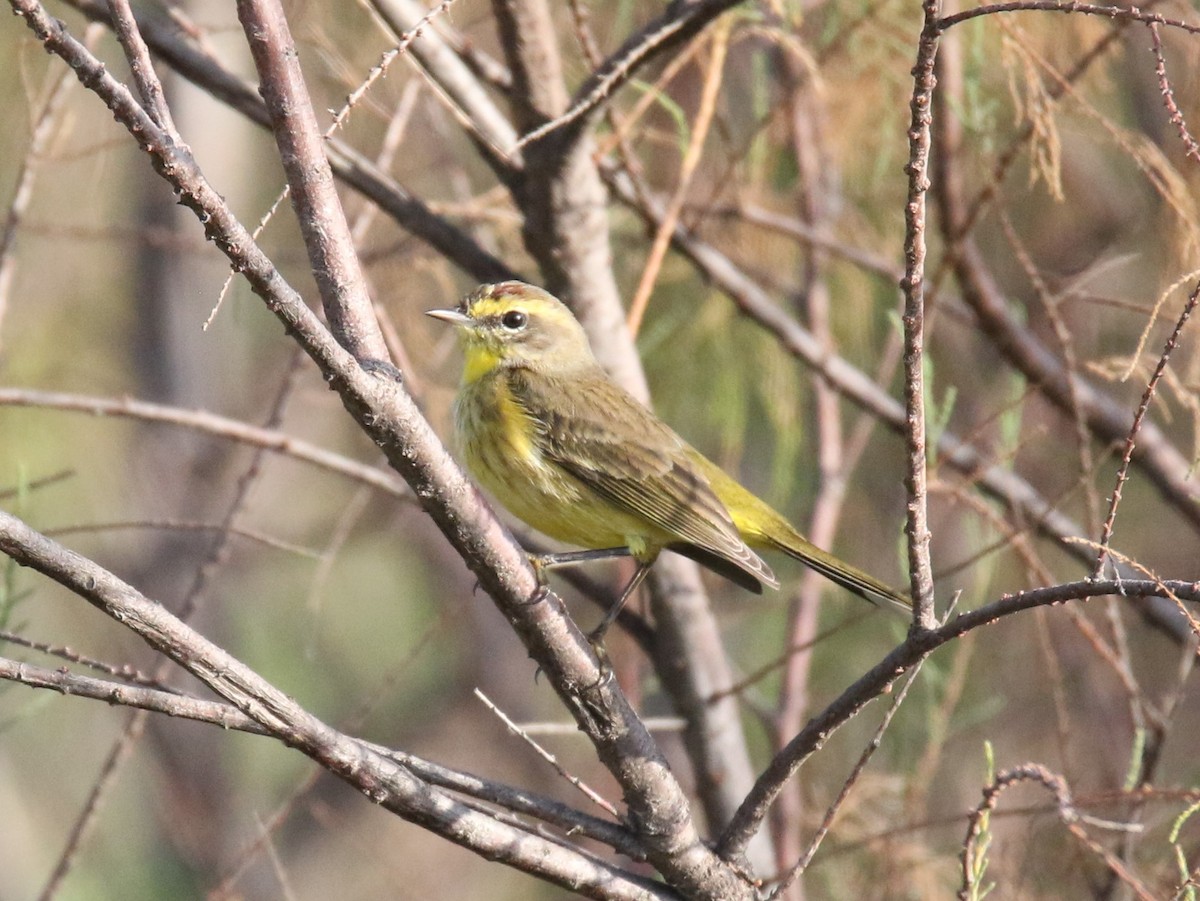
xmin=500 ymin=310 xmax=527 ymax=331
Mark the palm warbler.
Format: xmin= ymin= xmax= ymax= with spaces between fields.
xmin=429 ymin=281 xmax=910 ymax=639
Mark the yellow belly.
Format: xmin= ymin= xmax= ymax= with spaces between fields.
xmin=455 ymin=377 xmax=660 ymax=557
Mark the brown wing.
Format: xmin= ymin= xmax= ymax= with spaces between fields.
xmin=508 ymin=367 xmax=777 ymax=591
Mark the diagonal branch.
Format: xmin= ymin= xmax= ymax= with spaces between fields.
xmin=716 ymin=576 xmax=1200 ymax=859
xmin=513 ymin=0 xmax=744 ymax=153
xmin=370 ymin=0 xmax=521 ymax=175
xmin=6 ymin=5 xmax=751 ymax=896
xmin=928 ymin=13 xmax=1200 ymax=539
xmin=62 ymin=0 xmax=517 ymax=283
xmin=0 ymin=514 xmax=669 ymax=900
xmin=0 ymin=654 xmax=647 ymax=862
xmin=235 ymin=0 xmax=385 ymax=360
xmin=1094 ymin=282 xmax=1200 ymax=576
xmin=603 ymin=165 xmax=1195 ymax=644
xmin=485 ymin=7 xmax=771 ymax=874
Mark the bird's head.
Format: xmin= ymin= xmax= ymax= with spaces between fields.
xmin=427 ymin=281 xmax=596 ymax=383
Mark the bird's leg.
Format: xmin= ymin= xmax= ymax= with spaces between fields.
xmin=525 ymin=547 xmax=633 ymax=608
xmin=530 ymin=547 xmax=633 ymax=575
xmin=587 ymin=561 xmax=652 ymax=650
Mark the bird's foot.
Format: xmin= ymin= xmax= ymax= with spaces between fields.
xmin=520 ymin=581 xmax=552 ymax=607
xmin=586 ymin=622 xmax=616 ymax=680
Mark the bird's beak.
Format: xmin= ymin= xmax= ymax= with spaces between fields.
xmin=426 ymin=308 xmax=472 ymax=327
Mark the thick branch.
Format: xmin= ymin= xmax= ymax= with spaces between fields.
xmin=0 ymin=512 xmax=667 ymax=899
xmin=63 ymin=0 xmax=516 ymax=283
xmin=7 ymin=6 xmax=747 ymax=896
xmin=490 ymin=2 xmax=768 ymax=873
xmin=235 ymin=0 xmax=385 ymax=360
xmin=0 ymin=654 xmax=646 ymax=861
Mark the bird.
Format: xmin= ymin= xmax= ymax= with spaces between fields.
xmin=427 ymin=281 xmax=910 ymax=642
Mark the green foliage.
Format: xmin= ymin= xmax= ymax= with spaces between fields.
xmin=627 ymin=78 xmax=691 ymax=156
xmin=1123 ymin=727 xmax=1147 ymax=791
xmin=965 ymin=742 xmax=998 ymax=901
xmin=960 ymin=20 xmax=1002 ymax=154
xmin=923 ymin=354 xmax=959 ymax=468
xmin=997 ymin=371 xmax=1027 ymax=465
xmin=1169 ymin=799 xmax=1200 ymax=901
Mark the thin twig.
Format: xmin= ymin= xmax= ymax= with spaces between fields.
xmin=1094 ymin=281 xmax=1200 ymax=577
xmin=0 ymin=26 xmax=97 ymax=356
xmin=0 ymin=653 xmax=647 ymax=865
xmin=43 ymin=519 xmax=321 ymax=558
xmin=959 ymin=763 xmax=1153 ymax=901
xmin=0 ymin=633 xmax=170 ymax=690
xmin=716 ymin=576 xmax=1200 ymax=860
xmin=0 ymin=508 xmax=669 ymax=899
xmin=475 ymin=688 xmax=622 ymax=819
xmin=0 ymin=388 xmax=409 ymax=497
xmin=897 ymin=0 xmax=942 ymax=628
xmin=236 ymin=0 xmax=385 ymax=361
xmin=603 ymin=164 xmax=1195 ymax=645
xmin=105 ymin=0 xmax=177 ymax=133
xmin=1147 ymin=22 xmax=1200 ymax=165
xmin=511 ymin=0 xmax=742 ymax=152
xmin=770 ymin=657 xmax=929 ymax=896
xmin=938 ymin=2 xmax=1200 ymax=35
xmin=626 ymin=20 xmax=729 ymax=337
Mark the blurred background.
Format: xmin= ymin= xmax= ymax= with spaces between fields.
xmin=1 ymin=0 xmax=1199 ymax=898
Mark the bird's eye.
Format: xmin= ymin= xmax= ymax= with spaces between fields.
xmin=500 ymin=310 xmax=528 ymax=331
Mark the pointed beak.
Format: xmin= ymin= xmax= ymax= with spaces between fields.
xmin=426 ymin=308 xmax=472 ymax=327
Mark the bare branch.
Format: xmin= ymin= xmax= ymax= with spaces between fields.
xmin=771 ymin=659 xmax=930 ymax=896
xmin=62 ymin=0 xmax=517 ymax=282
xmin=717 ymin=577 xmax=1200 ymax=859
xmin=513 ymin=0 xmax=743 ymax=152
xmin=602 ymin=164 xmax=1196 ymax=645
xmin=5 ymin=6 xmax=751 ymax=895
xmin=938 ymin=2 xmax=1200 ymax=35
xmin=0 ymin=654 xmax=647 ymax=861
xmin=370 ymin=0 xmax=521 ymax=172
xmin=897 ymin=0 xmax=942 ymax=628
xmin=960 ymin=763 xmax=1155 ymax=901
xmin=235 ymin=0 xmax=385 ymax=361
xmin=1095 ymin=281 xmax=1200 ymax=575
xmin=0 ymin=515 xmax=669 ymax=898
xmin=0 ymin=388 xmax=409 ymax=497
xmin=105 ymin=0 xmax=177 ymax=133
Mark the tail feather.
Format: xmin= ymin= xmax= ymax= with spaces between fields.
xmin=688 ymin=449 xmax=911 ymax=613
xmin=668 ymin=542 xmax=777 ymax=594
xmin=765 ymin=534 xmax=912 ymax=614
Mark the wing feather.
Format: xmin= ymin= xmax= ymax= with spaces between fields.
xmin=508 ymin=367 xmax=777 ymax=590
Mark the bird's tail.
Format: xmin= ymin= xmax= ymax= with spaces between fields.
xmin=762 ymin=530 xmax=912 ymax=614
xmin=693 ymin=454 xmax=911 ymax=613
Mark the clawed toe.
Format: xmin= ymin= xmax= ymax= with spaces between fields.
xmin=587 ymin=632 xmax=613 ymax=681
xmin=520 ymin=582 xmax=552 ymax=607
